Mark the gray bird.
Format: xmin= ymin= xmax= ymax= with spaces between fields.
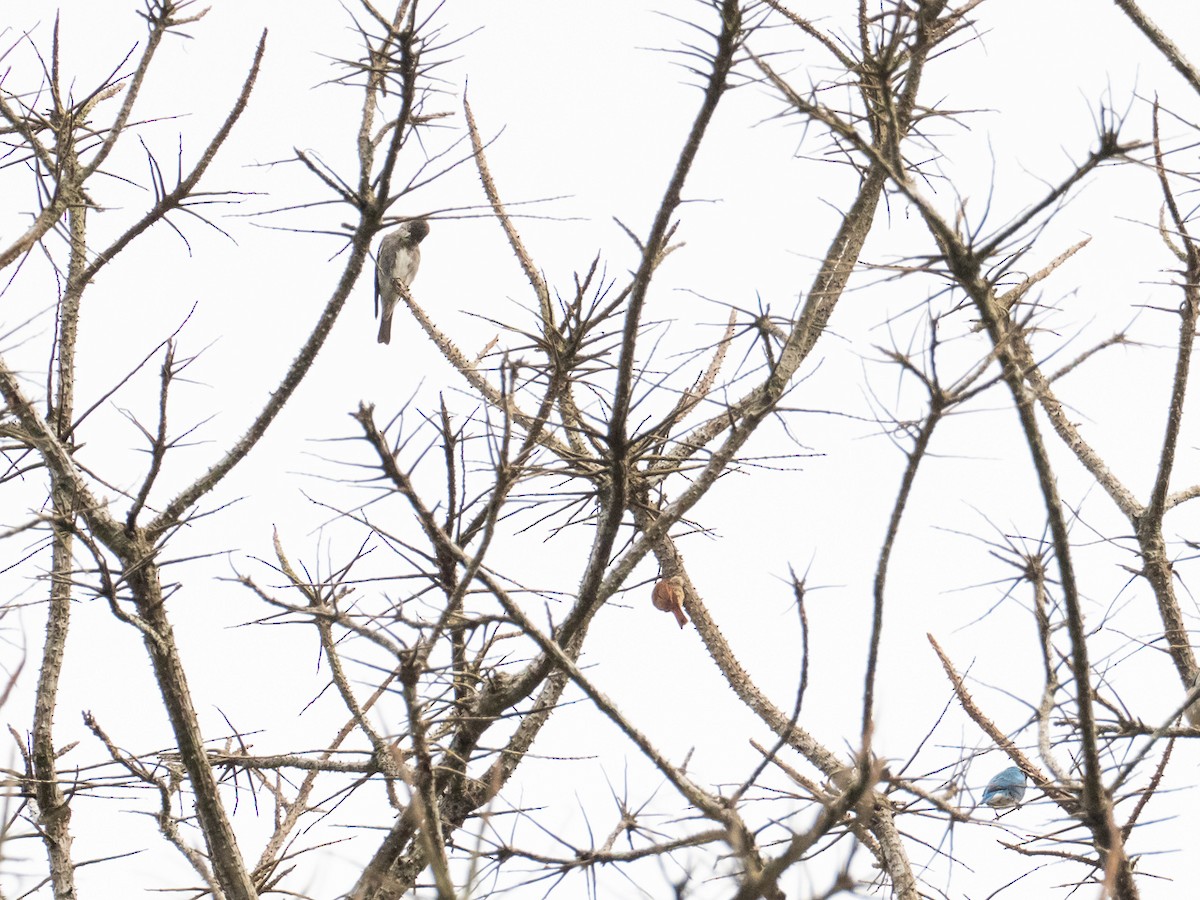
xmin=374 ymin=218 xmax=430 ymax=344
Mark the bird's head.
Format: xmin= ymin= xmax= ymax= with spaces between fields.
xmin=401 ymin=218 xmax=430 ymax=245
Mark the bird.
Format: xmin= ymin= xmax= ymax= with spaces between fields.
xmin=982 ymin=766 xmax=1026 ymax=809
xmin=374 ymin=218 xmax=430 ymax=344
xmin=651 ymin=576 xmax=688 ymax=629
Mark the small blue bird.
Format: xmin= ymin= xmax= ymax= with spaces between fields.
xmin=982 ymin=766 xmax=1027 ymax=808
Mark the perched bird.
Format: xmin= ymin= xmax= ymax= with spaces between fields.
xmin=651 ymin=576 xmax=688 ymax=629
xmin=375 ymin=218 xmax=430 ymax=344
xmin=982 ymin=766 xmax=1027 ymax=809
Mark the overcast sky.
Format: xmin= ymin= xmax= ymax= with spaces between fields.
xmin=4 ymin=2 xmax=1200 ymax=897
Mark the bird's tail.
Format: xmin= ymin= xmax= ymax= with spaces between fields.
xmin=377 ymin=314 xmax=392 ymax=345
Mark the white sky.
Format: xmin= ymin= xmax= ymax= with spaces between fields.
xmin=3 ymin=1 xmax=1200 ymax=897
